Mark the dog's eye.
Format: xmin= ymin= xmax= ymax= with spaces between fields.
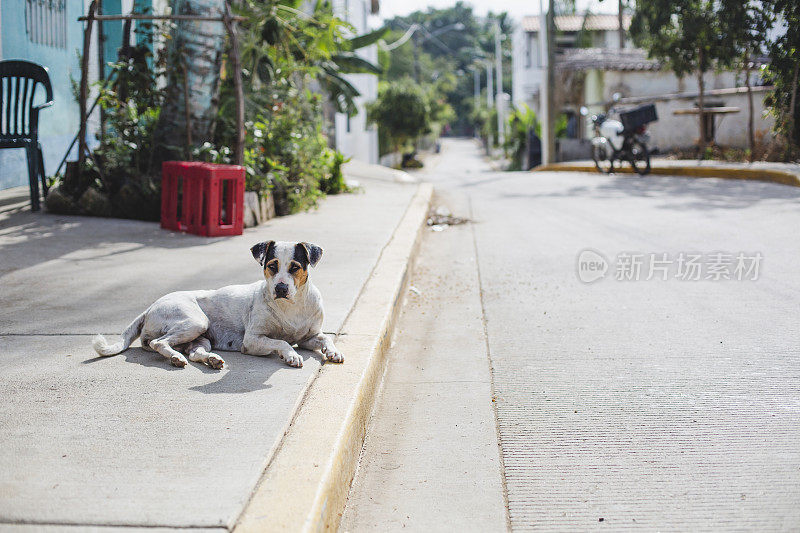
xmin=289 ymin=264 xmax=299 ymax=273
xmin=267 ymin=263 xmax=278 ymax=273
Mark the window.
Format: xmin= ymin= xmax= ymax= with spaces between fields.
xmin=525 ymin=34 xmax=532 ymax=68
xmin=25 ymin=0 xmax=67 ymax=48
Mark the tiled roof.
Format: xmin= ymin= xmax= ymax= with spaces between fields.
xmin=522 ymin=14 xmax=632 ymax=32
xmin=556 ymin=47 xmax=661 ymax=71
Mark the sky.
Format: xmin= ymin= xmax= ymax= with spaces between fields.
xmin=379 ymin=0 xmax=614 ymax=23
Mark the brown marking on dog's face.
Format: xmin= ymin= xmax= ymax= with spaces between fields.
xmin=250 ymin=240 xmax=323 ymax=301
xmin=264 ymin=258 xmax=279 ymax=279
xmin=289 ymin=260 xmax=308 ymax=287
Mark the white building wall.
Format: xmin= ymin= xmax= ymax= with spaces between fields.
xmin=588 ymin=70 xmax=773 ymax=150
xmin=512 ymin=27 xmax=625 ymax=113
xmin=644 ymin=92 xmax=773 ymax=150
xmin=600 ymin=70 xmax=739 ymax=101
xmin=511 ymin=20 xmax=770 ymax=151
xmin=333 ymin=0 xmax=379 ymax=164
xmin=511 ymin=24 xmax=526 ymax=108
xmin=511 ymin=28 xmax=543 ymax=112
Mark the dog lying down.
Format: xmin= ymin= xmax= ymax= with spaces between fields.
xmin=92 ymin=240 xmax=343 ymax=369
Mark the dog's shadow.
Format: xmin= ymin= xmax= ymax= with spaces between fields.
xmin=83 ymin=347 xmax=322 ymax=394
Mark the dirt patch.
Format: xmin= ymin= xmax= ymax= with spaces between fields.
xmin=427 ymin=206 xmax=470 ymax=231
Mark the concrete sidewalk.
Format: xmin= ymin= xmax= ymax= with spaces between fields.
xmin=0 ymin=176 xmax=420 ymax=530
xmin=536 ymin=158 xmax=800 ymax=187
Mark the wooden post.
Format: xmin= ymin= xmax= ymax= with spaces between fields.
xmin=788 ymin=62 xmax=799 ymax=154
xmin=119 ymin=17 xmax=132 ymax=102
xmin=697 ymin=48 xmax=707 ymax=156
xmin=96 ymin=0 xmax=106 ymax=140
xmin=78 ymin=1 xmax=97 ymax=173
xmin=224 ymin=1 xmax=245 ymax=166
xmin=182 ymin=59 xmax=193 ymax=158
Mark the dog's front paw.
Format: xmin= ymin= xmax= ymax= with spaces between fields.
xmin=207 ymin=353 xmax=225 ymax=369
xmin=322 ymin=345 xmax=344 ymax=363
xmin=170 ymin=354 xmax=188 ymax=368
xmin=281 ymin=350 xmax=303 ymax=368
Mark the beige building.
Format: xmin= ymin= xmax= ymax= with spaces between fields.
xmin=511 ymin=13 xmax=774 ymax=154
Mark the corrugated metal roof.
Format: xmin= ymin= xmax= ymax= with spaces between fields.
xmin=522 ymin=14 xmax=632 ymax=32
xmin=556 ymin=47 xmax=661 ymax=71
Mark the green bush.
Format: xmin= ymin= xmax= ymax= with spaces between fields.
xmin=50 ymin=42 xmax=165 ymax=220
xmin=201 ymin=85 xmax=349 ymax=215
xmin=504 ymin=104 xmax=540 ymax=171
xmin=54 ymin=2 xmax=362 ymax=220
xmin=368 ymin=80 xmax=431 ymax=159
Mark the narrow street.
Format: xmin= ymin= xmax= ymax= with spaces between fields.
xmin=342 ymin=138 xmax=800 ymax=531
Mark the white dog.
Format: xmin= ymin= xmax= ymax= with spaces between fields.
xmin=92 ymin=240 xmax=343 ymax=369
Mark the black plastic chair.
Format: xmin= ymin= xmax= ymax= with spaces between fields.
xmin=0 ymin=60 xmax=54 ymax=211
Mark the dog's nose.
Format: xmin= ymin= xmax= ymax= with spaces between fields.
xmin=275 ymin=282 xmax=289 ymax=298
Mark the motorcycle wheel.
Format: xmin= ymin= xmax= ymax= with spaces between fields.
xmin=629 ymin=140 xmax=651 ymax=176
xmin=592 ymin=144 xmax=614 ymax=174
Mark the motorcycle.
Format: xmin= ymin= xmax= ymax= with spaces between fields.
xmin=580 ymin=95 xmax=657 ymax=176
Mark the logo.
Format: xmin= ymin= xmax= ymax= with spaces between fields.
xmin=577 ymin=249 xmax=608 ymax=283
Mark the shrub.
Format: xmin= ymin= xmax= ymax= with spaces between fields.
xmin=504 ymin=104 xmax=540 ymax=170
xmin=368 ymin=80 xmax=431 ymax=159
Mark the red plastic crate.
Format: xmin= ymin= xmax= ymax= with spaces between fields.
xmin=161 ymin=161 xmax=245 ymax=237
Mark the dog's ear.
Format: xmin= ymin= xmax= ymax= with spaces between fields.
xmin=298 ymin=242 xmax=323 ymax=268
xmin=251 ymin=240 xmax=275 ymax=266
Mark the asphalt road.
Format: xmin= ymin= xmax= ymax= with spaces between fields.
xmin=344 ymin=138 xmax=800 ymax=531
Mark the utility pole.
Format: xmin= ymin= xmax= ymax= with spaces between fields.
xmin=494 ymin=19 xmax=504 ymax=147
xmin=541 ymin=0 xmax=556 ymax=164
xmin=473 ymin=67 xmax=480 ymax=138
xmin=413 ymin=32 xmax=421 ymax=82
xmin=618 ymin=0 xmax=624 ymax=49
xmin=96 ymin=0 xmax=106 ymax=139
xmin=486 ymin=61 xmax=494 ymax=149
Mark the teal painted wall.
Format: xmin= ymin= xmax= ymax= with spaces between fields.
xmin=0 ymin=0 xmax=153 ymax=190
xmin=101 ymin=0 xmax=123 ymax=78
xmin=134 ymin=0 xmax=153 ymax=50
xmin=1 ymin=0 xmax=87 ymax=190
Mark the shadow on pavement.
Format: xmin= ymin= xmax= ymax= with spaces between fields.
xmin=188 ymin=349 xmax=320 ymax=395
xmin=81 ymin=346 xmax=321 ymax=395
xmin=496 ymin=172 xmax=800 ymax=210
xmin=0 ymin=209 xmax=227 ymax=274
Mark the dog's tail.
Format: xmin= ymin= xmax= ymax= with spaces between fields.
xmin=93 ymin=312 xmax=146 ymax=356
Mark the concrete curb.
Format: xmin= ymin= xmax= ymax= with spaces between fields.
xmin=234 ymin=183 xmax=434 ymax=533
xmin=534 ymin=163 xmax=800 ymax=187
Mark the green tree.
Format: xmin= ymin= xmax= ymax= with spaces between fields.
xmin=631 ymin=0 xmax=745 ymax=154
xmin=383 ymin=3 xmax=512 ymax=135
xmin=762 ymin=0 xmax=800 ymax=157
xmin=368 ymin=80 xmax=431 ymax=163
xmin=719 ymin=1 xmax=772 ymax=159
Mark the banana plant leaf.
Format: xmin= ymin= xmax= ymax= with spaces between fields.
xmin=321 ymin=65 xmax=361 ymax=115
xmin=348 ymin=26 xmax=388 ymax=50
xmin=331 ymin=52 xmax=383 ymax=75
